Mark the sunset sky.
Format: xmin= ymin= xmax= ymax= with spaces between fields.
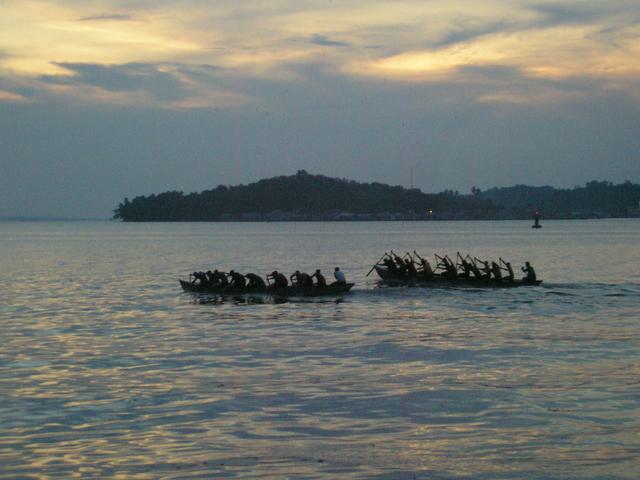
xmin=2 ymin=0 xmax=640 ymax=217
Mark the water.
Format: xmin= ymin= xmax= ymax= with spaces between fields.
xmin=1 ymin=220 xmax=639 ymax=479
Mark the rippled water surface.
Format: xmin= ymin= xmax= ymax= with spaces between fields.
xmin=1 ymin=220 xmax=639 ymax=479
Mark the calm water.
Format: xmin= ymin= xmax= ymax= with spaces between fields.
xmin=1 ymin=220 xmax=639 ymax=479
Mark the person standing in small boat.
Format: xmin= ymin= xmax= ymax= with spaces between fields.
xmin=268 ymin=271 xmax=288 ymax=288
xmin=228 ymin=270 xmax=246 ymax=288
xmin=333 ymin=267 xmax=347 ymax=285
xmin=245 ymin=273 xmax=266 ymax=289
xmin=522 ymin=261 xmax=537 ymax=282
xmin=312 ymin=269 xmax=327 ymax=287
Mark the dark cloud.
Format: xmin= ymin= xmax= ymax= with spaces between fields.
xmin=529 ymin=2 xmax=639 ymax=28
xmin=77 ymin=14 xmax=134 ymax=22
xmin=310 ymin=34 xmax=350 ymax=47
xmin=431 ymin=21 xmax=509 ymax=48
xmin=40 ymin=63 xmax=188 ymax=101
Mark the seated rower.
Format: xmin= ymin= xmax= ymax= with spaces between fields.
xmin=268 ymin=270 xmax=288 ymax=289
xmin=311 ymin=269 xmax=327 ymax=287
xmin=192 ymin=271 xmax=207 ymax=285
xmin=442 ymin=256 xmax=458 ymax=279
xmin=392 ymin=253 xmax=407 ymax=274
xmin=206 ymin=270 xmax=215 ymax=284
xmin=504 ymin=261 xmax=515 ymax=282
xmin=481 ymin=260 xmax=492 ymax=279
xmin=382 ymin=255 xmax=397 ymax=272
xmin=521 ymin=261 xmax=537 ymax=282
xmin=413 ymin=251 xmax=434 ymax=279
xmin=228 ymin=270 xmax=246 ymax=288
xmin=211 ymin=269 xmax=229 ymax=287
xmin=458 ymin=258 xmax=473 ymax=278
xmin=404 ymin=256 xmax=418 ymax=277
xmin=291 ymin=270 xmax=313 ymax=288
xmin=333 ymin=267 xmax=347 ymax=285
xmin=491 ymin=261 xmax=502 ymax=281
xmin=245 ymin=273 xmax=266 ymax=289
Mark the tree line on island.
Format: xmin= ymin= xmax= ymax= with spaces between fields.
xmin=113 ymin=171 xmax=640 ymax=221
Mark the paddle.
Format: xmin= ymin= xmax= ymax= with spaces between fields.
xmin=366 ymin=252 xmax=388 ymax=277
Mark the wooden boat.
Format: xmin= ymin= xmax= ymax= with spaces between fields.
xmin=179 ymin=279 xmax=355 ymax=297
xmin=374 ymin=266 xmax=542 ymax=288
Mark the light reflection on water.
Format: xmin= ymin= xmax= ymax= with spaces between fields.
xmin=1 ymin=220 xmax=639 ymax=479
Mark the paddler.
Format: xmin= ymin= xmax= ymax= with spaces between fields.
xmin=333 ymin=267 xmax=347 ymax=285
xmin=245 ymin=273 xmax=266 ymax=289
xmin=311 ymin=269 xmax=327 ymax=287
xmin=521 ymin=261 xmax=537 ymax=282
xmin=228 ymin=270 xmax=246 ymax=288
xmin=491 ymin=261 xmax=502 ymax=281
xmin=413 ymin=251 xmax=434 ymax=279
xmin=268 ymin=270 xmax=288 ymax=288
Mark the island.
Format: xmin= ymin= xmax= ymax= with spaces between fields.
xmin=113 ymin=171 xmax=640 ymax=221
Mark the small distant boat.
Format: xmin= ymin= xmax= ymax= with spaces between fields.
xmin=179 ymin=280 xmax=354 ymax=297
xmin=532 ymin=212 xmax=542 ymax=229
xmin=374 ymin=266 xmax=542 ymax=288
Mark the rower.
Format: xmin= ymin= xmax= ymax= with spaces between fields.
xmin=404 ymin=255 xmax=418 ymax=277
xmin=481 ymin=260 xmax=492 ymax=279
xmin=392 ymin=252 xmax=407 ymax=274
xmin=457 ymin=253 xmax=473 ymax=278
xmin=383 ymin=255 xmax=397 ymax=272
xmin=206 ymin=270 xmax=215 ymax=284
xmin=491 ymin=262 xmax=502 ymax=281
xmin=211 ymin=269 xmax=229 ymax=287
xmin=192 ymin=271 xmax=207 ymax=285
xmin=442 ymin=256 xmax=458 ymax=279
xmin=504 ymin=262 xmax=514 ymax=282
xmin=245 ymin=273 xmax=266 ymax=289
xmin=268 ymin=270 xmax=288 ymax=288
xmin=521 ymin=261 xmax=537 ymax=282
xmin=228 ymin=270 xmax=246 ymax=288
xmin=333 ymin=267 xmax=347 ymax=285
xmin=467 ymin=256 xmax=483 ymax=279
xmin=311 ymin=269 xmax=327 ymax=287
xmin=413 ymin=251 xmax=434 ymax=279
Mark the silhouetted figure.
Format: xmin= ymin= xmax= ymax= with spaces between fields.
xmin=268 ymin=270 xmax=288 ymax=288
xmin=404 ymin=256 xmax=418 ymax=277
xmin=383 ymin=256 xmax=397 ymax=272
xmin=192 ymin=271 xmax=207 ymax=285
xmin=504 ymin=262 xmax=514 ymax=282
xmin=522 ymin=261 xmax=537 ymax=282
xmin=211 ymin=269 xmax=229 ymax=287
xmin=413 ymin=251 xmax=434 ymax=279
xmin=245 ymin=273 xmax=266 ymax=289
xmin=228 ymin=270 xmax=246 ymax=288
xmin=491 ymin=262 xmax=502 ymax=281
xmin=311 ymin=269 xmax=327 ymax=287
xmin=290 ymin=270 xmax=312 ymax=287
xmin=481 ymin=260 xmax=492 ymax=279
xmin=333 ymin=267 xmax=346 ymax=285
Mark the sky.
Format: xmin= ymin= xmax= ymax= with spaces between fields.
xmin=1 ymin=0 xmax=640 ymax=218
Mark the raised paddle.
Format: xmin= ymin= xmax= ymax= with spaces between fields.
xmin=366 ymin=252 xmax=388 ymax=277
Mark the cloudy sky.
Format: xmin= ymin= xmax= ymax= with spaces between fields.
xmin=1 ymin=0 xmax=639 ymax=217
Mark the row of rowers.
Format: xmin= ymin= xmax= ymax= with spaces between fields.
xmin=190 ymin=267 xmax=348 ymax=289
xmin=381 ymin=251 xmax=537 ymax=282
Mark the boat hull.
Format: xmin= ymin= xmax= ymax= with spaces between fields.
xmin=180 ymin=280 xmax=354 ymax=296
xmin=374 ymin=266 xmax=541 ymax=288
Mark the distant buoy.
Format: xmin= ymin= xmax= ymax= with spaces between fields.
xmin=532 ymin=212 xmax=542 ymax=229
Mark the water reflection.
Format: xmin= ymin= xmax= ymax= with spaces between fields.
xmin=1 ymin=221 xmax=639 ymax=478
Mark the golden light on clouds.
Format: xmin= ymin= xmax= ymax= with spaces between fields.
xmin=1 ymin=0 xmax=639 ymax=107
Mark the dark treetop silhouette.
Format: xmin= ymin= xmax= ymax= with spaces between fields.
xmin=113 ymin=172 xmax=640 ymax=221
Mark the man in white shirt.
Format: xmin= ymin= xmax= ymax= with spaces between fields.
xmin=334 ymin=267 xmax=346 ymax=284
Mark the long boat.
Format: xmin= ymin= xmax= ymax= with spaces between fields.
xmin=374 ymin=265 xmax=542 ymax=288
xmin=179 ymin=279 xmax=355 ymax=297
